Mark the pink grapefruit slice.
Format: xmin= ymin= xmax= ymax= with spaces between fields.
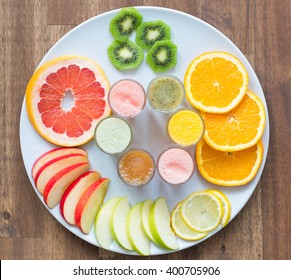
xmin=26 ymin=56 xmax=111 ymax=146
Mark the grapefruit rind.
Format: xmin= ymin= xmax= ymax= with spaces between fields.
xmin=26 ymin=55 xmax=111 ymax=147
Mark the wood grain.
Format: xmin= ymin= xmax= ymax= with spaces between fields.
xmin=0 ymin=0 xmax=290 ymax=260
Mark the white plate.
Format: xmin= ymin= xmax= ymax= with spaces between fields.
xmin=20 ymin=6 xmax=269 ymax=256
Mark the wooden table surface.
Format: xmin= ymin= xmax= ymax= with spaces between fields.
xmin=0 ymin=0 xmax=290 ymax=260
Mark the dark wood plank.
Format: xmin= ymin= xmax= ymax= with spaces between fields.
xmin=0 ymin=0 xmax=290 ymax=259
xmin=0 ymin=0 xmax=49 ymax=239
xmin=253 ymin=0 xmax=291 ymax=260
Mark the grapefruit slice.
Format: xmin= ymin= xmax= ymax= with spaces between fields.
xmin=26 ymin=56 xmax=111 ymax=146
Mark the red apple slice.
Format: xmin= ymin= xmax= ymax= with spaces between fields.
xmin=60 ymin=170 xmax=101 ymax=225
xmin=44 ymin=162 xmax=90 ymax=209
xmin=32 ymin=147 xmax=87 ymax=180
xmin=35 ymin=154 xmax=88 ymax=194
xmin=75 ymin=178 xmax=110 ymax=234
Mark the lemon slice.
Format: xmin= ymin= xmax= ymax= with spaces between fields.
xmin=181 ymin=191 xmax=223 ymax=232
xmin=171 ymin=201 xmax=208 ymax=241
xmin=207 ymin=190 xmax=231 ymax=227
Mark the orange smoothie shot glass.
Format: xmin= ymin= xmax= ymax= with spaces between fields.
xmin=168 ymin=109 xmax=204 ymax=146
xmin=108 ymin=79 xmax=146 ymax=118
xmin=117 ymin=149 xmax=155 ymax=187
xmin=147 ymin=76 xmax=185 ymax=113
xmin=157 ymin=147 xmax=194 ymax=185
xmin=94 ymin=116 xmax=132 ymax=154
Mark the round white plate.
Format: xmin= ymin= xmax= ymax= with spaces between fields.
xmin=20 ymin=6 xmax=269 ymax=255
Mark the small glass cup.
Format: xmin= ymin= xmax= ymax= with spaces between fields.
xmin=117 ymin=148 xmax=155 ymax=187
xmin=157 ymin=147 xmax=195 ymax=185
xmin=108 ymin=79 xmax=146 ymax=118
xmin=94 ymin=116 xmax=132 ymax=155
xmin=147 ymin=75 xmax=185 ymax=113
xmin=167 ymin=109 xmax=205 ymax=147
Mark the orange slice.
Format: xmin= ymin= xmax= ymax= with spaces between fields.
xmin=26 ymin=56 xmax=111 ymax=147
xmin=202 ymin=90 xmax=266 ymax=151
xmin=184 ymin=51 xmax=248 ymax=113
xmin=196 ymin=139 xmax=264 ymax=186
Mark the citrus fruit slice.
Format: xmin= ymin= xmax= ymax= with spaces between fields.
xmin=26 ymin=56 xmax=110 ymax=146
xmin=206 ymin=190 xmax=231 ymax=227
xmin=171 ymin=201 xmax=208 ymax=241
xmin=184 ymin=51 xmax=248 ymax=113
xmin=202 ymin=90 xmax=266 ymax=151
xmin=196 ymin=139 xmax=264 ymax=186
xmin=181 ymin=191 xmax=223 ymax=232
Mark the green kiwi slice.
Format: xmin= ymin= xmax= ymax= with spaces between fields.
xmin=110 ymin=7 xmax=143 ymax=42
xmin=107 ymin=40 xmax=144 ymax=70
xmin=146 ymin=40 xmax=177 ymax=73
xmin=135 ymin=20 xmax=171 ymax=50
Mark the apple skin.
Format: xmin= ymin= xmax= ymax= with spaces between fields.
xmin=110 ymin=197 xmax=134 ymax=251
xmin=35 ymin=154 xmax=88 ymax=194
xmin=34 ymin=153 xmax=86 ymax=184
xmin=60 ymin=170 xmax=100 ymax=224
xmin=141 ymin=200 xmax=157 ymax=243
xmin=148 ymin=197 xmax=178 ymax=250
xmin=75 ymin=178 xmax=110 ymax=234
xmin=43 ymin=162 xmax=90 ymax=208
xmin=126 ymin=202 xmax=151 ymax=256
xmin=32 ymin=147 xmax=87 ymax=180
xmin=94 ymin=197 xmax=121 ymax=249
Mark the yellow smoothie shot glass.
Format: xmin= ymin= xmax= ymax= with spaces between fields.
xmin=168 ymin=109 xmax=204 ymax=146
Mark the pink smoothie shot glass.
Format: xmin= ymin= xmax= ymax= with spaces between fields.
xmin=157 ymin=147 xmax=194 ymax=185
xmin=108 ymin=79 xmax=146 ymax=118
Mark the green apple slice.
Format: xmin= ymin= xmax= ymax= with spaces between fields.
xmin=111 ymin=197 xmax=133 ymax=251
xmin=94 ymin=197 xmax=121 ymax=249
xmin=127 ymin=202 xmax=151 ymax=256
xmin=149 ymin=197 xmax=179 ymax=250
xmin=141 ymin=200 xmax=156 ymax=243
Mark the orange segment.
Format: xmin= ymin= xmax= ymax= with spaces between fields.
xmin=184 ymin=52 xmax=248 ymax=113
xmin=26 ymin=56 xmax=111 ymax=147
xmin=196 ymin=139 xmax=263 ymax=186
xmin=202 ymin=90 xmax=266 ymax=151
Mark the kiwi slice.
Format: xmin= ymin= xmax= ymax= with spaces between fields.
xmin=135 ymin=20 xmax=171 ymax=50
xmin=110 ymin=7 xmax=143 ymax=42
xmin=108 ymin=40 xmax=144 ymax=71
xmin=146 ymin=40 xmax=177 ymax=73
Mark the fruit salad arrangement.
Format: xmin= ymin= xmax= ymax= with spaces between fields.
xmin=25 ymin=7 xmax=266 ymax=255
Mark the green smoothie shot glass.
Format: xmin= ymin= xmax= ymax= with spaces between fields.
xmin=147 ymin=75 xmax=185 ymax=113
xmin=94 ymin=116 xmax=132 ymax=155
